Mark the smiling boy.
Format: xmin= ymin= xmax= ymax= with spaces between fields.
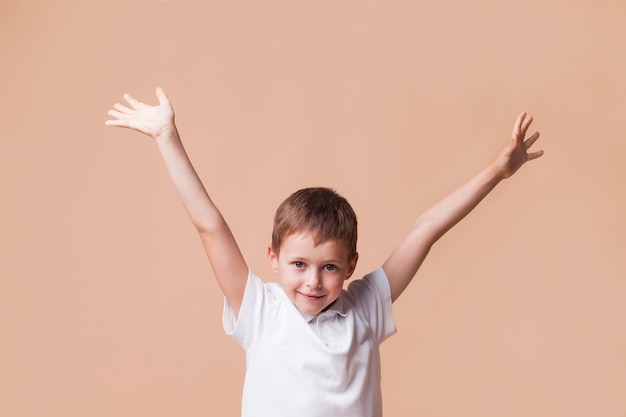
xmin=106 ymin=87 xmax=543 ymax=417
xmin=269 ymin=186 xmax=359 ymax=316
xmin=224 ymin=187 xmax=393 ymax=415
xmin=270 ymin=229 xmax=355 ymax=316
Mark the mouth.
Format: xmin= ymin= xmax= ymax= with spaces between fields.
xmin=298 ymin=292 xmax=325 ymax=301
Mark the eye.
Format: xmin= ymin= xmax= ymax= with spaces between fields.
xmin=323 ymin=264 xmax=336 ymax=271
xmin=293 ymin=261 xmax=304 ymax=268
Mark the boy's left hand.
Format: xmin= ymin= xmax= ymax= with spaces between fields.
xmin=495 ymin=112 xmax=543 ymax=179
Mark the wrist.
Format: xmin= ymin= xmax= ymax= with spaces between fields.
xmin=154 ymin=123 xmax=180 ymax=144
xmin=485 ymin=161 xmax=507 ymax=184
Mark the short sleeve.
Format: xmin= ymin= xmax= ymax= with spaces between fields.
xmin=345 ymin=268 xmax=396 ymax=343
xmin=222 ymin=271 xmax=281 ymax=349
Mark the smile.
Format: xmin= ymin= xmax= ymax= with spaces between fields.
xmin=299 ymin=292 xmax=324 ymax=300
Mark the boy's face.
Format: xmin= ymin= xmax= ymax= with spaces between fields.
xmin=268 ymin=232 xmax=358 ymax=316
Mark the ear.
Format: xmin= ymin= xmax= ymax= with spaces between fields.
xmin=345 ymin=252 xmax=359 ymax=280
xmin=267 ymin=245 xmax=280 ymax=273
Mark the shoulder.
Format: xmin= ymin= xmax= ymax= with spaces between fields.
xmin=345 ymin=268 xmax=391 ymax=300
xmin=342 ymin=268 xmax=396 ymax=341
xmin=223 ymin=272 xmax=284 ymax=336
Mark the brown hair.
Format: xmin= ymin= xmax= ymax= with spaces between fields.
xmin=271 ymin=187 xmax=358 ymax=259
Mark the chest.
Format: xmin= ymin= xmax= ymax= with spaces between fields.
xmin=246 ymin=307 xmax=376 ymax=385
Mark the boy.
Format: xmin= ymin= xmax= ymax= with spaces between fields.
xmin=106 ymin=87 xmax=543 ymax=416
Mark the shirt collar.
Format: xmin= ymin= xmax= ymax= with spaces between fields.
xmin=302 ymin=295 xmax=348 ymax=323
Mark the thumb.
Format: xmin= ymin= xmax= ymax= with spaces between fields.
xmin=155 ymin=86 xmax=170 ymax=105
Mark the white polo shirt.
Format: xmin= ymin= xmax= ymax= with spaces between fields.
xmin=223 ymin=268 xmax=396 ymax=417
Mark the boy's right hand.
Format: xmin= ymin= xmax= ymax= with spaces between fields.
xmin=105 ymin=87 xmax=175 ymax=140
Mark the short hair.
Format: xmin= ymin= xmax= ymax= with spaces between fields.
xmin=271 ymin=187 xmax=357 ymax=259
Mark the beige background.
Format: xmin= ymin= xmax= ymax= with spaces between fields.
xmin=1 ymin=0 xmax=625 ymax=416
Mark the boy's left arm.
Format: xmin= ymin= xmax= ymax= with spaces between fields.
xmin=383 ymin=112 xmax=544 ymax=302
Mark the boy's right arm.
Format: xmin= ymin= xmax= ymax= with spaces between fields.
xmin=106 ymin=87 xmax=248 ymax=315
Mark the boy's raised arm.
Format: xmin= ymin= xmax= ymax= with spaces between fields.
xmin=383 ymin=112 xmax=543 ymax=302
xmin=106 ymin=87 xmax=248 ymax=315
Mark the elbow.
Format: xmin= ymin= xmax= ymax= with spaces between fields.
xmin=410 ymin=217 xmax=445 ymax=246
xmin=194 ymin=216 xmax=231 ymax=239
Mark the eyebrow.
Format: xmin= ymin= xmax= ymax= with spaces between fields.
xmin=287 ymin=255 xmax=344 ymax=265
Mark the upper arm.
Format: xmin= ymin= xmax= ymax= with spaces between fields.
xmin=382 ymin=222 xmax=435 ymax=302
xmin=199 ymin=221 xmax=249 ymax=316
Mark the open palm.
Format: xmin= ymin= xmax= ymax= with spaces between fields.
xmin=105 ymin=87 xmax=175 ymax=139
xmin=496 ymin=112 xmax=543 ymax=179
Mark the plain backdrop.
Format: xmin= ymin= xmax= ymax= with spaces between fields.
xmin=1 ymin=1 xmax=625 ymax=416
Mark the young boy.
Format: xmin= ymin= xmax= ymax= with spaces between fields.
xmin=106 ymin=87 xmax=543 ymax=417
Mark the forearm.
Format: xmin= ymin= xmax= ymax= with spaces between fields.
xmin=154 ymin=126 xmax=225 ymax=234
xmin=415 ymin=161 xmax=504 ymax=243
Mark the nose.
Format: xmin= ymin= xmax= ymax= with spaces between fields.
xmin=305 ymin=270 xmax=322 ymax=289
